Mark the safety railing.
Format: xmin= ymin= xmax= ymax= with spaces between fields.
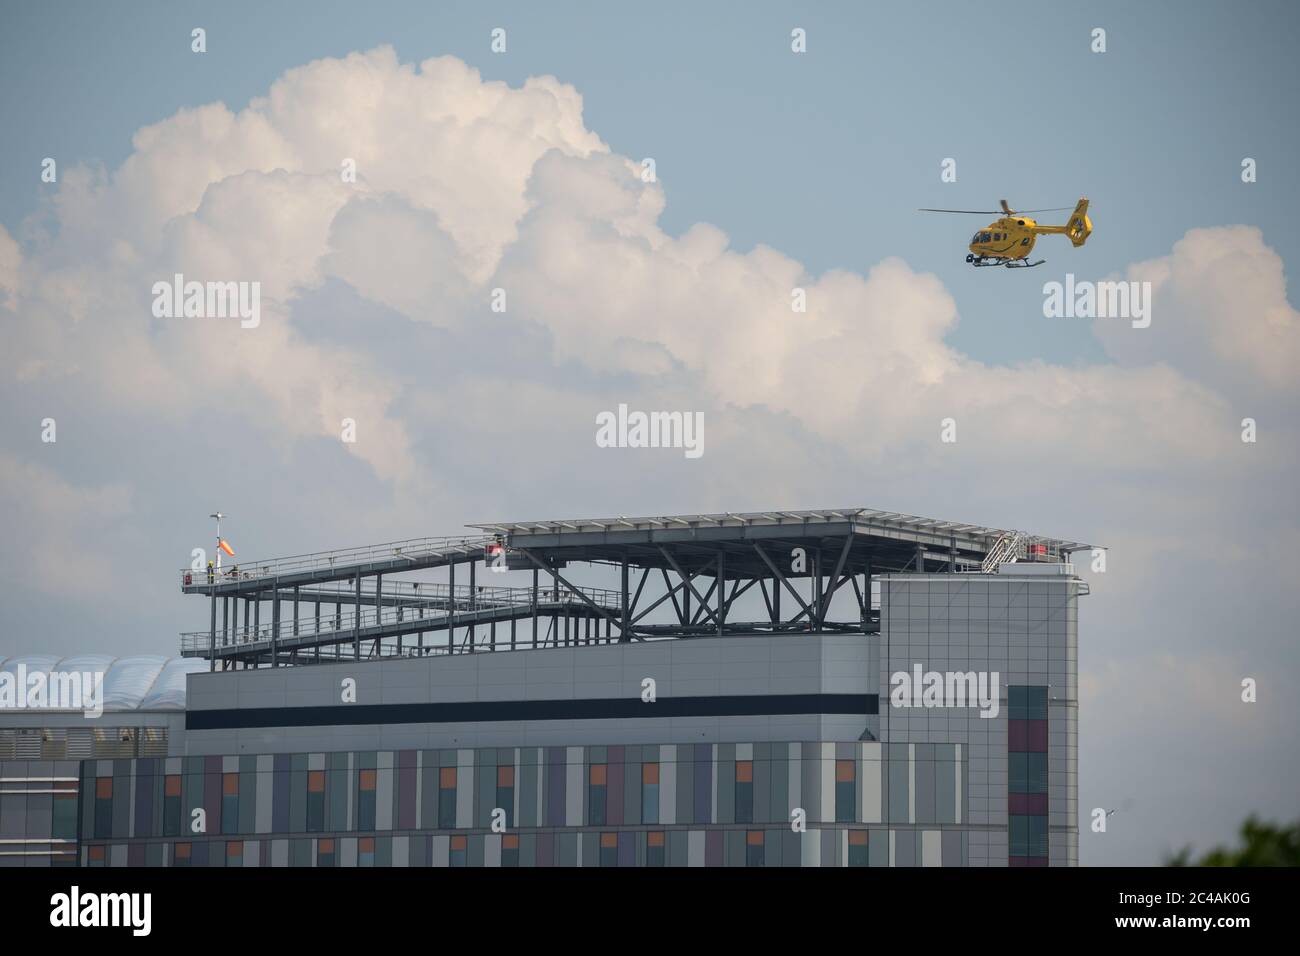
xmin=180 ymin=534 xmax=497 ymax=588
xmin=287 ymin=580 xmax=617 ymax=608
xmin=180 ymin=582 xmax=621 ymax=655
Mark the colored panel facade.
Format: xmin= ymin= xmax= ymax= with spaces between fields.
xmin=38 ymin=742 xmax=908 ymax=866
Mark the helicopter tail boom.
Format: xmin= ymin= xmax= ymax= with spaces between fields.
xmin=1032 ymin=198 xmax=1092 ymax=247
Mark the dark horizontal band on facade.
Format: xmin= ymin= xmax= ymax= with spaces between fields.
xmin=187 ymin=693 xmax=879 ymax=731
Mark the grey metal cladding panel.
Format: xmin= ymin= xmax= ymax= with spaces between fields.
xmin=821 ymin=716 xmax=873 ymax=743
xmin=185 ymin=672 xmax=243 ymax=710
xmin=942 ymin=829 xmax=964 ymax=866
xmin=915 ymin=755 xmax=936 ymax=824
xmin=753 ymin=759 xmax=772 ymax=823
xmin=188 ymin=634 xmax=870 ymax=719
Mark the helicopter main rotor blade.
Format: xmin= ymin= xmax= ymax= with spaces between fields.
xmin=918 ymin=204 xmax=1082 ymax=215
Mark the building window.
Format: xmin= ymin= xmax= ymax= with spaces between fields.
xmin=449 ymin=834 xmax=468 ymax=867
xmin=734 ymin=760 xmax=754 ymax=823
xmin=1008 ymin=684 xmax=1049 ymax=866
xmin=87 ymin=844 xmax=106 ymax=867
xmin=835 ymin=759 xmax=856 ymax=822
xmin=357 ymin=769 xmax=377 ymax=831
xmin=317 ymin=837 xmax=336 ymax=867
xmin=599 ymin=832 xmax=618 ymax=867
xmin=745 ymin=830 xmax=765 ymax=868
xmin=1009 ymin=685 xmax=1049 ymax=721
xmin=163 ymin=774 xmax=182 ymax=836
xmin=641 ymin=762 xmax=660 ymax=824
xmin=222 ymin=772 xmax=239 ymax=835
xmin=646 ymin=830 xmax=666 ymax=867
xmin=496 ymin=765 xmax=514 ymax=827
xmin=226 ymin=840 xmax=243 ymax=867
xmin=501 ymin=833 xmax=520 ymax=868
xmin=848 ymin=829 xmax=869 ymax=867
xmin=588 ymin=764 xmax=608 ymax=826
xmin=94 ymin=777 xmax=113 ymax=838
xmin=52 ymin=788 xmax=77 ymax=842
xmin=1010 ymin=814 xmax=1048 ymax=862
xmin=358 ymin=836 xmax=375 ymax=867
xmin=438 ymin=767 xmax=457 ymax=829
xmin=307 ymin=770 xmax=326 ymax=832
xmin=173 ymin=842 xmax=191 ymax=867
xmin=1009 ymin=752 xmax=1048 ymax=794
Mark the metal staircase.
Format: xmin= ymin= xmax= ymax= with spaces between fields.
xmin=980 ymin=531 xmax=1026 ymax=573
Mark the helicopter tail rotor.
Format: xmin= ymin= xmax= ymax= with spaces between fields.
xmin=1063 ymin=198 xmax=1092 ymax=247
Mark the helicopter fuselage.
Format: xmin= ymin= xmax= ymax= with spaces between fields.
xmin=969 ymin=216 xmax=1039 ymax=261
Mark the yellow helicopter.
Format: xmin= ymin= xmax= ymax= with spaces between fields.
xmin=920 ymin=198 xmax=1092 ymax=268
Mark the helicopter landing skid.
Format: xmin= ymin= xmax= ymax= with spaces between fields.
xmin=966 ymin=255 xmax=1045 ymax=269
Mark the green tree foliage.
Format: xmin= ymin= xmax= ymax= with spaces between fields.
xmin=1165 ymin=816 xmax=1300 ymax=867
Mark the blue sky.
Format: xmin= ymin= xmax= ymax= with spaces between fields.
xmin=4 ymin=0 xmax=1298 ymax=366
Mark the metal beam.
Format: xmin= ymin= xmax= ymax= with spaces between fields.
xmin=721 ymin=577 xmax=757 ymax=619
xmin=632 ymin=567 xmax=705 ymax=625
xmin=791 ymin=573 xmax=853 ymax=626
xmin=819 ymin=534 xmax=855 ymax=623
xmin=353 ymin=573 xmax=361 ymax=660
xmin=753 ymin=542 xmax=812 ymax=619
xmin=629 ymin=567 xmax=649 ymax=621
xmin=658 ymin=547 xmax=719 ymax=624
xmin=620 ymin=553 xmax=629 ymax=641
xmin=271 ymin=595 xmax=280 ymax=669
xmin=716 ymin=552 xmax=726 ymax=636
xmin=517 ymin=549 xmax=625 ymax=634
xmin=661 ymin=568 xmax=685 ymax=625
xmin=691 ymin=579 xmax=718 ymax=626
xmin=208 ymin=593 xmax=216 ymax=671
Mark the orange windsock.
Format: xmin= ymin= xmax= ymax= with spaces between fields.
xmin=218 ymin=539 xmax=235 ymax=557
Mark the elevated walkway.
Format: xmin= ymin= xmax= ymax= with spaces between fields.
xmin=181 ymin=582 xmax=620 ymax=662
xmin=180 ymin=534 xmax=496 ymax=595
